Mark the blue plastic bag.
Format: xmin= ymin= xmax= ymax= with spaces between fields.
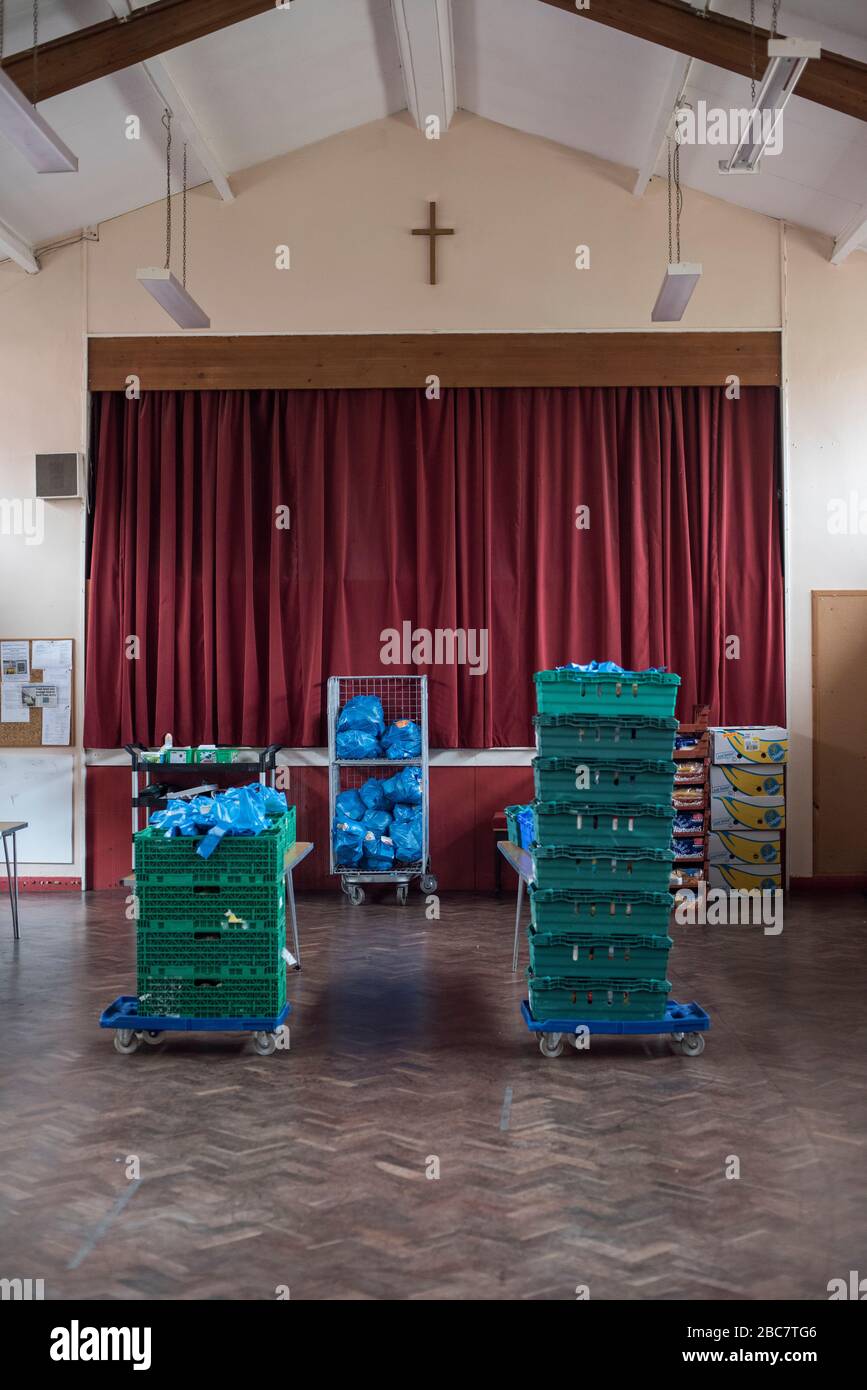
xmin=391 ymin=802 xmax=418 ymax=824
xmin=359 ymin=777 xmax=386 ymax=811
xmin=516 ymin=806 xmax=535 ymax=850
xmin=333 ymin=819 xmax=366 ymax=866
xmin=391 ymin=817 xmax=422 ymax=864
xmin=362 ymin=809 xmax=392 ymax=835
xmin=382 ymin=719 xmax=422 ymax=760
xmin=381 ymin=766 xmax=422 ymax=806
xmin=148 ymin=783 xmax=287 ymax=860
xmin=335 ymin=788 xmax=365 ymax=821
xmin=555 ymin=660 xmax=667 ymax=675
xmin=335 ymin=730 xmax=381 ymax=760
xmin=337 ymin=695 xmax=385 ymax=737
xmin=362 ymin=831 xmax=395 ymax=871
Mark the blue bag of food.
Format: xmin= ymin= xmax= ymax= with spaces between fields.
xmin=335 ymin=729 xmax=380 ymax=760
xmin=391 ymin=817 xmax=422 ymax=864
xmin=243 ymin=782 xmax=289 ymax=815
xmin=362 ymin=808 xmax=392 ymax=835
xmin=381 ymin=766 xmax=422 ymax=806
xmin=359 ymin=777 xmax=386 ymax=810
xmin=335 ymin=788 xmax=365 ymax=821
xmin=337 ymin=695 xmax=385 ymax=737
xmin=362 ymin=830 xmax=395 ymax=871
xmin=391 ymin=802 xmax=418 ymax=823
xmin=382 ymin=718 xmax=422 ymax=759
xmin=333 ymin=819 xmax=366 ymax=866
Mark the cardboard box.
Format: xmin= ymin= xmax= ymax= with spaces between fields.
xmin=711 ymin=727 xmax=788 ymax=766
xmin=710 ymin=792 xmax=785 ymax=832
xmin=708 ymin=829 xmax=781 ymax=865
xmin=710 ymin=763 xmax=785 ymax=798
xmin=708 ymin=862 xmax=782 ymax=891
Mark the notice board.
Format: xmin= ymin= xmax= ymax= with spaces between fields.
xmin=0 ymin=638 xmax=74 ymax=748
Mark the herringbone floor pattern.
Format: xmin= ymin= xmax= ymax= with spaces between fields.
xmin=1 ymin=889 xmax=865 ymax=1300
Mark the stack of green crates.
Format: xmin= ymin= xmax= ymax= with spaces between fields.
xmin=133 ymin=807 xmax=295 ymax=1018
xmin=527 ymin=668 xmax=680 ymax=1022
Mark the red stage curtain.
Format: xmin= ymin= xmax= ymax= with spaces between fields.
xmin=84 ymin=386 xmax=783 ymax=747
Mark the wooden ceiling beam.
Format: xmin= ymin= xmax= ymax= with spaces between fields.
xmin=0 ymin=0 xmax=276 ymax=104
xmin=539 ymin=0 xmax=867 ymax=125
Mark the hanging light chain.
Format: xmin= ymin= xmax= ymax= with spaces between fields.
xmin=771 ymin=0 xmax=781 ymax=37
xmin=0 ymin=0 xmax=5 ymax=62
xmin=32 ymin=0 xmax=39 ymax=104
xmin=667 ymin=137 xmax=673 ymax=266
xmin=182 ymin=142 xmax=188 ymax=288
xmin=674 ymin=138 xmax=683 ymax=264
xmin=162 ymin=109 xmax=172 ymax=273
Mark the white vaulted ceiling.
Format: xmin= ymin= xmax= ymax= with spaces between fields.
xmin=1 ymin=0 xmax=866 ymax=263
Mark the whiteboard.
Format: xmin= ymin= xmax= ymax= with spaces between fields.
xmin=0 ymin=751 xmax=74 ymax=863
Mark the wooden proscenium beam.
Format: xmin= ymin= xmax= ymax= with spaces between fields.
xmin=539 ymin=0 xmax=867 ymax=126
xmin=0 ymin=0 xmax=276 ymax=103
xmin=88 ymin=332 xmax=782 ymax=391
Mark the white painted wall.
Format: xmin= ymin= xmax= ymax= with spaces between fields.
xmin=0 ymin=241 xmax=86 ymax=877
xmin=1 ymin=114 xmax=864 ymax=877
xmin=784 ymin=223 xmax=867 ymax=876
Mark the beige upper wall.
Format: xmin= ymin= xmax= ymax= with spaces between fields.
xmin=87 ymin=113 xmax=781 ymax=334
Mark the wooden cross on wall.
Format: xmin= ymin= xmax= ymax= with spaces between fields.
xmin=412 ymin=201 xmax=455 ymax=285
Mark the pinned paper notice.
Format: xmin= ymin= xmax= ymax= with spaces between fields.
xmin=1 ymin=683 xmax=29 ymax=723
xmin=40 ymin=666 xmax=70 ymax=745
xmin=32 ymin=639 xmax=72 ymax=671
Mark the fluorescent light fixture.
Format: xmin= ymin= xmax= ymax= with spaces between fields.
xmin=651 ymin=262 xmax=702 ymax=322
xmin=0 ymin=67 xmax=78 ymax=173
xmin=136 ymin=268 xmax=210 ymax=329
xmin=719 ymin=38 xmax=821 ymax=174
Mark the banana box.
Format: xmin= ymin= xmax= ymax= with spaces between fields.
xmin=710 ymin=763 xmax=785 ymax=798
xmin=708 ymin=862 xmax=782 ymax=892
xmin=710 ymin=727 xmax=787 ymax=766
xmin=708 ymin=829 xmax=780 ymax=865
xmin=710 ymin=793 xmax=785 ymax=832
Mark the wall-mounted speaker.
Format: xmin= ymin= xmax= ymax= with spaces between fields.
xmin=35 ymin=454 xmax=82 ymax=500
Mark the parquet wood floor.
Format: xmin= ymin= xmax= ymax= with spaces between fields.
xmin=1 ymin=889 xmax=865 ymax=1300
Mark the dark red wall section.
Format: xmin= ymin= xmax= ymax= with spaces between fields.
xmin=85 ymin=766 xmax=534 ymax=891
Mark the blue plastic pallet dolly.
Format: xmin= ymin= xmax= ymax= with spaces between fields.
xmin=521 ymin=998 xmax=710 ymax=1058
xmin=100 ymin=994 xmax=291 ymax=1056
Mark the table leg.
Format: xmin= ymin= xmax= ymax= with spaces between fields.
xmin=511 ymin=874 xmax=525 ymax=973
xmin=3 ymin=835 xmax=19 ymax=941
xmin=286 ymin=867 xmax=301 ymax=970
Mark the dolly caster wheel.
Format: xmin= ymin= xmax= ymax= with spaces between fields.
xmin=538 ymin=1032 xmax=564 ymax=1058
xmin=348 ymin=885 xmax=365 ymax=906
xmin=252 ymin=1031 xmax=278 ymax=1056
xmin=114 ymin=1030 xmax=142 ymax=1054
xmin=677 ymin=1033 xmax=705 ymax=1056
xmin=420 ymin=874 xmax=437 ymax=893
xmin=141 ymin=1031 xmax=164 ymax=1046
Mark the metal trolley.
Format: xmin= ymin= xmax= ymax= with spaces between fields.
xmin=327 ymin=675 xmax=437 ymax=905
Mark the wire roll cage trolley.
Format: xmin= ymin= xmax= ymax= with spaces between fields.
xmin=327 ymin=675 xmax=436 ymax=905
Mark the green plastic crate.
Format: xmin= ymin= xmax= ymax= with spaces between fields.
xmin=533 ymin=757 xmax=676 ymax=802
xmin=135 ymin=878 xmax=286 ymax=927
xmin=534 ymin=669 xmax=680 ymax=718
xmin=532 ymin=801 xmax=674 ymax=849
xmin=529 ymin=887 xmax=673 ymax=934
xmin=534 ymin=714 xmax=678 ymax=761
xmin=528 ymin=970 xmax=670 ymax=1021
xmin=134 ymin=809 xmax=295 ymax=885
xmin=137 ymin=970 xmax=287 ymax=1019
xmin=528 ymin=925 xmax=671 ymax=977
xmin=531 ymin=844 xmax=673 ymax=892
xmin=137 ymin=923 xmax=286 ymax=977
